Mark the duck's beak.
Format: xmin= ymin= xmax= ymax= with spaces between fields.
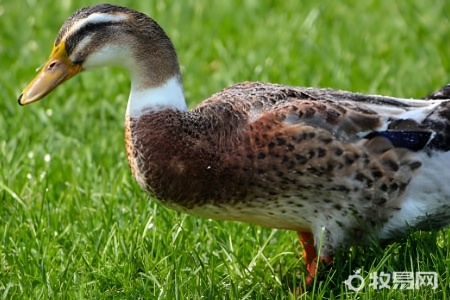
xmin=18 ymin=42 xmax=82 ymax=105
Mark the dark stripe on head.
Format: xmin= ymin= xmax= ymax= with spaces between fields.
xmin=65 ymin=22 xmax=116 ymax=57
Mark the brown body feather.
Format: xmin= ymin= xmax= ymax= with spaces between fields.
xmin=126 ymin=82 xmax=426 ymax=256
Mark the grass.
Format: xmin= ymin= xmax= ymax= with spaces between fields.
xmin=1 ymin=0 xmax=450 ymax=298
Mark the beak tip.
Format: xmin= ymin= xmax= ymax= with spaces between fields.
xmin=18 ymin=94 xmax=24 ymax=106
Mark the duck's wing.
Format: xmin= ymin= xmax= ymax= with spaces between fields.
xmin=199 ymin=81 xmax=448 ymax=212
xmin=199 ymin=82 xmax=447 ymax=152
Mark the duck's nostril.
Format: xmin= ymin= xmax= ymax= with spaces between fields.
xmin=48 ymin=61 xmax=57 ymax=70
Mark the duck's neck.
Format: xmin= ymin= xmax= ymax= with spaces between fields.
xmin=81 ymin=33 xmax=187 ymax=116
xmin=126 ymin=75 xmax=187 ymax=118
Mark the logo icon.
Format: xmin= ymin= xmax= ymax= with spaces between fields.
xmin=343 ymin=269 xmax=365 ymax=292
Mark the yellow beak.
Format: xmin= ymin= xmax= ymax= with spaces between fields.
xmin=18 ymin=42 xmax=82 ymax=105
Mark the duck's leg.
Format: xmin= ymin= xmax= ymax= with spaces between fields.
xmin=297 ymin=231 xmax=333 ymax=285
xmin=298 ymin=232 xmax=316 ymax=285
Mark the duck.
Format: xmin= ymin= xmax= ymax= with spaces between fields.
xmin=18 ymin=3 xmax=450 ymax=285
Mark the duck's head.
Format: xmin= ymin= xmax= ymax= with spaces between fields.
xmin=19 ymin=4 xmax=185 ymax=113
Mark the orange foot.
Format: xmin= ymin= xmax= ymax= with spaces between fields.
xmin=297 ymin=232 xmax=333 ymax=286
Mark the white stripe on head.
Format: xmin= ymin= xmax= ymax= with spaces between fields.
xmin=69 ymin=35 xmax=92 ymax=61
xmin=63 ymin=13 xmax=128 ymax=41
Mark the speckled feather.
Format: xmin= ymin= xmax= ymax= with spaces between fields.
xmin=126 ymin=82 xmax=450 ymax=256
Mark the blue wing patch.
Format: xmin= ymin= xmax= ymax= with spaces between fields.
xmin=364 ymin=131 xmax=432 ymax=151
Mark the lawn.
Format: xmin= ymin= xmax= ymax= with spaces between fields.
xmin=1 ymin=0 xmax=450 ymax=299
